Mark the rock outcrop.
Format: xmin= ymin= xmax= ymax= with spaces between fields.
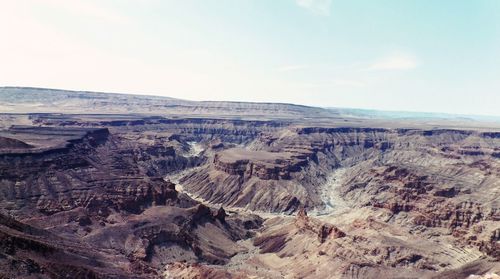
xmin=0 ymin=123 xmax=263 ymax=278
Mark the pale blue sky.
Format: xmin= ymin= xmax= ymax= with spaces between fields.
xmin=1 ymin=0 xmax=499 ymax=116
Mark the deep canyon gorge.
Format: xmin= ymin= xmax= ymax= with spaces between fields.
xmin=0 ymin=87 xmax=498 ymax=278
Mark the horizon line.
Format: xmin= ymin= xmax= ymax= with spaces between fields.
xmin=1 ymin=85 xmax=499 ymax=120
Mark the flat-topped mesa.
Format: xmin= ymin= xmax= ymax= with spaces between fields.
xmin=213 ymin=148 xmax=308 ymax=180
xmin=0 ymin=126 xmax=109 ymax=156
xmin=0 ymin=136 xmax=33 ymax=150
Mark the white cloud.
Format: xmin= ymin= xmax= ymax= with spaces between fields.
xmin=276 ymin=64 xmax=309 ymax=72
xmin=295 ymin=0 xmax=332 ymax=16
xmin=365 ymin=52 xmax=419 ymax=71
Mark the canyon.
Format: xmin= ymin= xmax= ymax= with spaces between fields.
xmin=0 ymin=87 xmax=499 ymax=278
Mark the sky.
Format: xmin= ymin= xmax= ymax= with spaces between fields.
xmin=0 ymin=0 xmax=499 ymax=116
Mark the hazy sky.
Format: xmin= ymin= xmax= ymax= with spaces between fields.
xmin=1 ymin=0 xmax=499 ymax=116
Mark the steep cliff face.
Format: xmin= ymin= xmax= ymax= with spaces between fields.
xmin=180 ymin=147 xmax=314 ymax=212
xmin=0 ymin=112 xmax=499 ymax=279
xmin=212 ymin=148 xmax=310 ymax=180
xmin=331 ymin=131 xmax=500 ymax=259
xmin=173 ymin=126 xmax=499 ymax=275
xmin=177 ymin=128 xmax=421 ymax=212
xmin=32 ymin=114 xmax=287 ymax=146
xmin=178 ymin=127 xmax=499 ymax=216
xmin=0 ymin=123 xmax=265 ymax=278
xmin=0 ymin=126 xmax=189 ymax=216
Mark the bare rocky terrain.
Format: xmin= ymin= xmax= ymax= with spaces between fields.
xmin=0 ymin=87 xmax=499 ymax=278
